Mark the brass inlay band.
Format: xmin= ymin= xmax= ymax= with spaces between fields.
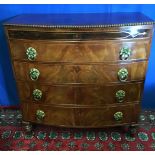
xmin=4 ymin=21 xmax=155 ymax=28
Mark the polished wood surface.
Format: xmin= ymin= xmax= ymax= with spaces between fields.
xmin=4 ymin=14 xmax=154 ymax=128
xmin=10 ymin=39 xmax=150 ymax=62
xmin=17 ymin=82 xmax=76 ymax=105
xmin=25 ymin=103 xmax=75 ymax=126
xmin=17 ymin=81 xmax=143 ymax=106
xmin=7 ymin=29 xmax=152 ymax=40
xmin=75 ymin=104 xmax=140 ymax=127
xmin=13 ymin=61 xmax=148 ymax=84
xmin=75 ymin=82 xmax=144 ymax=106
xmin=4 ymin=13 xmax=154 ymax=29
xmin=21 ymin=103 xmax=140 ymax=127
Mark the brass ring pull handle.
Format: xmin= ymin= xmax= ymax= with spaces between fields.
xmin=119 ymin=47 xmax=132 ymax=60
xmin=118 ymin=68 xmax=128 ymax=82
xmin=29 ymin=68 xmax=40 ymax=81
xmin=26 ymin=47 xmax=37 ymax=61
xmin=33 ymin=89 xmax=42 ymax=101
xmin=36 ymin=110 xmax=45 ymax=121
xmin=114 ymin=112 xmax=123 ymax=121
xmin=115 ymin=90 xmax=126 ymax=103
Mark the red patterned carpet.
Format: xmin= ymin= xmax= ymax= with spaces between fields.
xmin=0 ymin=109 xmax=155 ymax=151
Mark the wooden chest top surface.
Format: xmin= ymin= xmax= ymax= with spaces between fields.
xmin=4 ymin=13 xmax=154 ymax=28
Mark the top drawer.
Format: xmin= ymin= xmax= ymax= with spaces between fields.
xmin=9 ymin=39 xmax=150 ymax=63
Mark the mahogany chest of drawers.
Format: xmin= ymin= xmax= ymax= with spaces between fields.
xmin=4 ymin=13 xmax=155 ymax=131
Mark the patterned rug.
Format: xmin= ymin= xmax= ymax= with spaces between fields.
xmin=0 ymin=109 xmax=155 ymax=151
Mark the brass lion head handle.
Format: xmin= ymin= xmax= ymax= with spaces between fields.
xmin=117 ymin=68 xmax=128 ymax=82
xmin=114 ymin=112 xmax=123 ymax=121
xmin=29 ymin=68 xmax=40 ymax=81
xmin=119 ymin=47 xmax=132 ymax=60
xmin=115 ymin=90 xmax=126 ymax=103
xmin=33 ymin=89 xmax=42 ymax=101
xmin=36 ymin=110 xmax=45 ymax=121
xmin=26 ymin=47 xmax=37 ymax=61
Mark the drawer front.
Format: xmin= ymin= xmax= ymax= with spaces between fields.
xmin=23 ymin=104 xmax=75 ymax=126
xmin=8 ymin=28 xmax=152 ymax=40
xmin=75 ymin=104 xmax=140 ymax=127
xmin=22 ymin=103 xmax=140 ymax=127
xmin=10 ymin=39 xmax=150 ymax=62
xmin=13 ymin=61 xmax=148 ymax=84
xmin=17 ymin=82 xmax=143 ymax=105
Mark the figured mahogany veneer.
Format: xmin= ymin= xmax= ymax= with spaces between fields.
xmin=4 ymin=13 xmax=155 ymax=129
xmin=10 ymin=39 xmax=150 ymax=62
xmin=22 ymin=103 xmax=140 ymax=127
xmin=13 ymin=61 xmax=148 ymax=84
xmin=17 ymin=82 xmax=144 ymax=106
